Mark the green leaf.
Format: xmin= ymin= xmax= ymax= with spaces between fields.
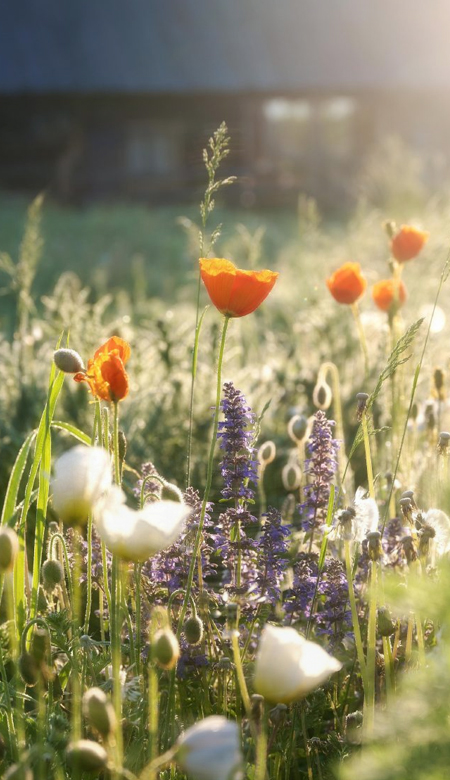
xmin=51 ymin=421 xmax=91 ymax=446
xmin=0 ymin=429 xmax=37 ymax=527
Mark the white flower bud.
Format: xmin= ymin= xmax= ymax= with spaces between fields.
xmin=175 ymin=716 xmax=243 ymax=780
xmin=52 ymin=446 xmax=112 ymax=526
xmin=94 ymin=488 xmax=190 ymax=562
xmin=254 ymin=624 xmax=342 ymax=704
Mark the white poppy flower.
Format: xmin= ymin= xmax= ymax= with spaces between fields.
xmin=175 ymin=716 xmax=243 ymax=780
xmin=94 ymin=487 xmax=190 ymax=562
xmin=253 ymin=624 xmax=342 ymax=704
xmin=52 ymin=446 xmax=112 ymax=525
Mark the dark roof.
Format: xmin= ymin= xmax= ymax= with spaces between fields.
xmin=2 ymin=0 xmax=450 ymax=94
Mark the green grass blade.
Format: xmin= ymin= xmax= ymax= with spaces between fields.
xmin=51 ymin=421 xmax=91 ymax=446
xmin=0 ymin=430 xmax=37 ymax=527
xmin=30 ymin=369 xmax=66 ymax=618
xmin=14 ymin=350 xmax=65 ymax=634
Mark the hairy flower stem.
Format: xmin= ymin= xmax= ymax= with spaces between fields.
xmin=163 ymin=317 xmax=229 ymax=749
xmin=111 ymin=403 xmax=124 ymax=776
xmin=255 ymin=726 xmax=268 ymax=780
xmin=177 ymin=315 xmax=230 ymax=634
xmin=361 ymin=410 xmax=375 ymax=499
xmin=231 ymin=630 xmax=251 ymax=718
xmin=365 ymin=561 xmax=378 ymax=737
xmin=351 ymin=301 xmax=369 ymax=380
xmin=344 ymin=541 xmax=368 ymax=691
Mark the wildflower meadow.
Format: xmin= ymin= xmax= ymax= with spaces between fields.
xmin=2 ymin=124 xmax=450 ymax=780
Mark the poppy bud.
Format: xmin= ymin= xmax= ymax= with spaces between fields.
xmin=31 ymin=626 xmax=50 ymax=666
xmin=257 ymin=441 xmax=276 ymax=466
xmin=42 ymin=559 xmax=64 ymax=591
xmin=313 ymin=380 xmax=332 ymax=411
xmin=287 ymin=414 xmax=308 ymax=443
xmin=0 ymin=527 xmax=19 ymax=572
xmin=18 ymin=651 xmax=39 ymax=687
xmin=153 ymin=628 xmax=180 ymax=670
xmin=83 ymin=687 xmax=117 ymax=738
xmin=184 ymin=615 xmax=204 ymax=646
xmin=53 ymin=348 xmax=85 ymax=374
xmin=282 ymin=462 xmax=302 ymax=492
xmin=377 ymin=607 xmax=396 ymax=637
xmin=66 ymin=740 xmax=108 ymax=773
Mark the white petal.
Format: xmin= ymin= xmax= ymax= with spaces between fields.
xmin=52 ymin=446 xmax=112 ymax=525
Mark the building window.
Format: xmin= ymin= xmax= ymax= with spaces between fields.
xmin=262 ymin=99 xmax=313 ymax=167
xmin=126 ymin=121 xmax=182 ymax=177
xmin=318 ymin=97 xmax=356 ymax=159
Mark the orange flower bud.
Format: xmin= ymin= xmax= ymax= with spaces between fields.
xmin=372 ymin=278 xmax=407 ymax=313
xmin=326 ymin=262 xmax=366 ymax=305
xmin=74 ymin=336 xmax=130 ymax=403
xmin=390 ymin=225 xmax=429 ymax=263
xmin=199 ymin=258 xmax=278 ymax=317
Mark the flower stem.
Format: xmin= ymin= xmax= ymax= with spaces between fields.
xmin=361 ymin=410 xmax=375 ymax=500
xmin=177 ymin=315 xmax=230 ymax=634
xmin=351 ymin=301 xmax=369 ymax=380
xmin=365 ymin=560 xmax=378 ymax=736
xmin=344 ymin=541 xmax=368 ymax=690
xmin=231 ymin=630 xmax=251 ymax=718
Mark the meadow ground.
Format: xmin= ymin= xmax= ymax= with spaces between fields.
xmin=2 ymin=153 xmax=450 ymax=780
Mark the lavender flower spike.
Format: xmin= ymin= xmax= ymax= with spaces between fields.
xmin=217 ymin=382 xmax=258 ymax=502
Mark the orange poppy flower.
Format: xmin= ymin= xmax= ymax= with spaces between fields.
xmin=372 ymin=278 xmax=407 ymax=313
xmin=391 ymin=225 xmax=429 ymax=263
xmin=199 ymin=258 xmax=278 ymax=317
xmin=74 ymin=336 xmax=131 ymax=402
xmin=326 ymin=262 xmax=367 ymax=305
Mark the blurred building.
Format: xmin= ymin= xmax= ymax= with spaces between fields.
xmin=1 ymin=0 xmax=450 ymax=207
